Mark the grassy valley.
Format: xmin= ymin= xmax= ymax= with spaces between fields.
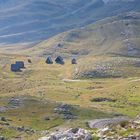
xmin=0 ymin=52 xmax=140 ymax=139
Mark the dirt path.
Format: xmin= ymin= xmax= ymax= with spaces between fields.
xmin=62 ymin=79 xmax=86 ymax=82
xmin=63 ymin=77 xmax=140 ymax=91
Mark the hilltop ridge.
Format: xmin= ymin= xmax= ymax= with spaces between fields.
xmin=0 ymin=0 xmax=139 ymax=45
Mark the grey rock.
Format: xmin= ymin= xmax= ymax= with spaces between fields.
xmin=38 ymin=128 xmax=92 ymax=140
xmin=54 ymin=104 xmax=75 ymax=120
xmin=88 ymin=117 xmax=129 ymax=129
xmin=0 ymin=107 xmax=8 ymax=112
xmin=44 ymin=116 xmax=50 ymax=121
xmin=17 ymin=126 xmax=25 ymax=132
xmin=8 ymin=97 xmax=23 ymax=108
xmin=0 ymin=136 xmax=5 ymax=140
xmin=1 ymin=117 xmax=6 ymax=122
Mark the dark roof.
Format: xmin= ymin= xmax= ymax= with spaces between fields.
xmin=15 ymin=61 xmax=25 ymax=68
xmin=55 ymin=56 xmax=64 ymax=64
xmin=46 ymin=56 xmax=53 ymax=64
xmin=11 ymin=64 xmax=21 ymax=72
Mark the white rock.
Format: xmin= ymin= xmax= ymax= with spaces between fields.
xmin=38 ymin=137 xmax=49 ymax=140
xmin=38 ymin=128 xmax=92 ymax=140
xmin=85 ymin=134 xmax=92 ymax=140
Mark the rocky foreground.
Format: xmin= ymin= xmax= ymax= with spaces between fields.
xmin=38 ymin=128 xmax=92 ymax=140
xmin=38 ymin=116 xmax=140 ymax=140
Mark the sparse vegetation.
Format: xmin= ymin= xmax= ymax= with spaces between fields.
xmin=0 ymin=53 xmax=140 ymax=139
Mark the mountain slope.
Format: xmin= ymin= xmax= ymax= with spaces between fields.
xmin=0 ymin=0 xmax=139 ymax=45
xmin=25 ymin=12 xmax=140 ymax=58
xmin=21 ymin=11 xmax=140 ymax=79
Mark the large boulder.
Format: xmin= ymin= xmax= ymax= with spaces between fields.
xmin=28 ymin=59 xmax=32 ymax=63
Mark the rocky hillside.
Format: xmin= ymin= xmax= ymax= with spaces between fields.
xmin=0 ymin=0 xmax=139 ymax=45
xmin=26 ymin=12 xmax=140 ymax=58
xmin=22 ymin=11 xmax=140 ymax=79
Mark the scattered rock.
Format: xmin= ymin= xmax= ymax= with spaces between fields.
xmin=8 ymin=97 xmax=23 ymax=108
xmin=0 ymin=136 xmax=5 ymax=140
xmin=44 ymin=116 xmax=50 ymax=121
xmin=0 ymin=122 xmax=9 ymax=126
xmin=40 ymin=130 xmax=49 ymax=136
xmin=25 ymin=128 xmax=35 ymax=134
xmin=94 ymin=116 xmax=140 ymax=140
xmin=68 ymin=128 xmax=79 ymax=134
xmin=90 ymin=97 xmax=116 ymax=103
xmin=54 ymin=104 xmax=76 ymax=120
xmin=88 ymin=117 xmax=129 ymax=129
xmin=57 ymin=43 xmax=63 ymax=48
xmin=0 ymin=107 xmax=8 ymax=112
xmin=28 ymin=59 xmax=32 ymax=63
xmin=71 ymin=58 xmax=77 ymax=64
xmin=38 ymin=128 xmax=92 ymax=140
xmin=113 ymin=113 xmax=125 ymax=117
xmin=0 ymin=117 xmax=7 ymax=122
xmin=16 ymin=126 xmax=35 ymax=134
xmin=17 ymin=126 xmax=25 ymax=132
xmin=97 ymin=127 xmax=111 ymax=138
xmin=54 ymin=104 xmax=72 ymax=114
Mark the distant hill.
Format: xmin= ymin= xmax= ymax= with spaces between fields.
xmin=0 ymin=0 xmax=139 ymax=45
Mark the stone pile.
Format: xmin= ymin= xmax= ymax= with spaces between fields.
xmin=54 ymin=104 xmax=76 ymax=119
xmin=38 ymin=128 xmax=92 ymax=140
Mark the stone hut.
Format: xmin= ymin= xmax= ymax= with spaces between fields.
xmin=71 ymin=58 xmax=77 ymax=64
xmin=46 ymin=56 xmax=53 ymax=64
xmin=11 ymin=64 xmax=20 ymax=72
xmin=15 ymin=61 xmax=25 ymax=68
xmin=55 ymin=56 xmax=64 ymax=64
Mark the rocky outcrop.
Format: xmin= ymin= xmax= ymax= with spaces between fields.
xmin=38 ymin=116 xmax=140 ymax=139
xmin=0 ymin=136 xmax=5 ymax=140
xmin=54 ymin=104 xmax=76 ymax=120
xmin=8 ymin=97 xmax=23 ymax=108
xmin=88 ymin=117 xmax=129 ymax=129
xmin=38 ymin=128 xmax=92 ymax=140
xmin=96 ymin=116 xmax=140 ymax=140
